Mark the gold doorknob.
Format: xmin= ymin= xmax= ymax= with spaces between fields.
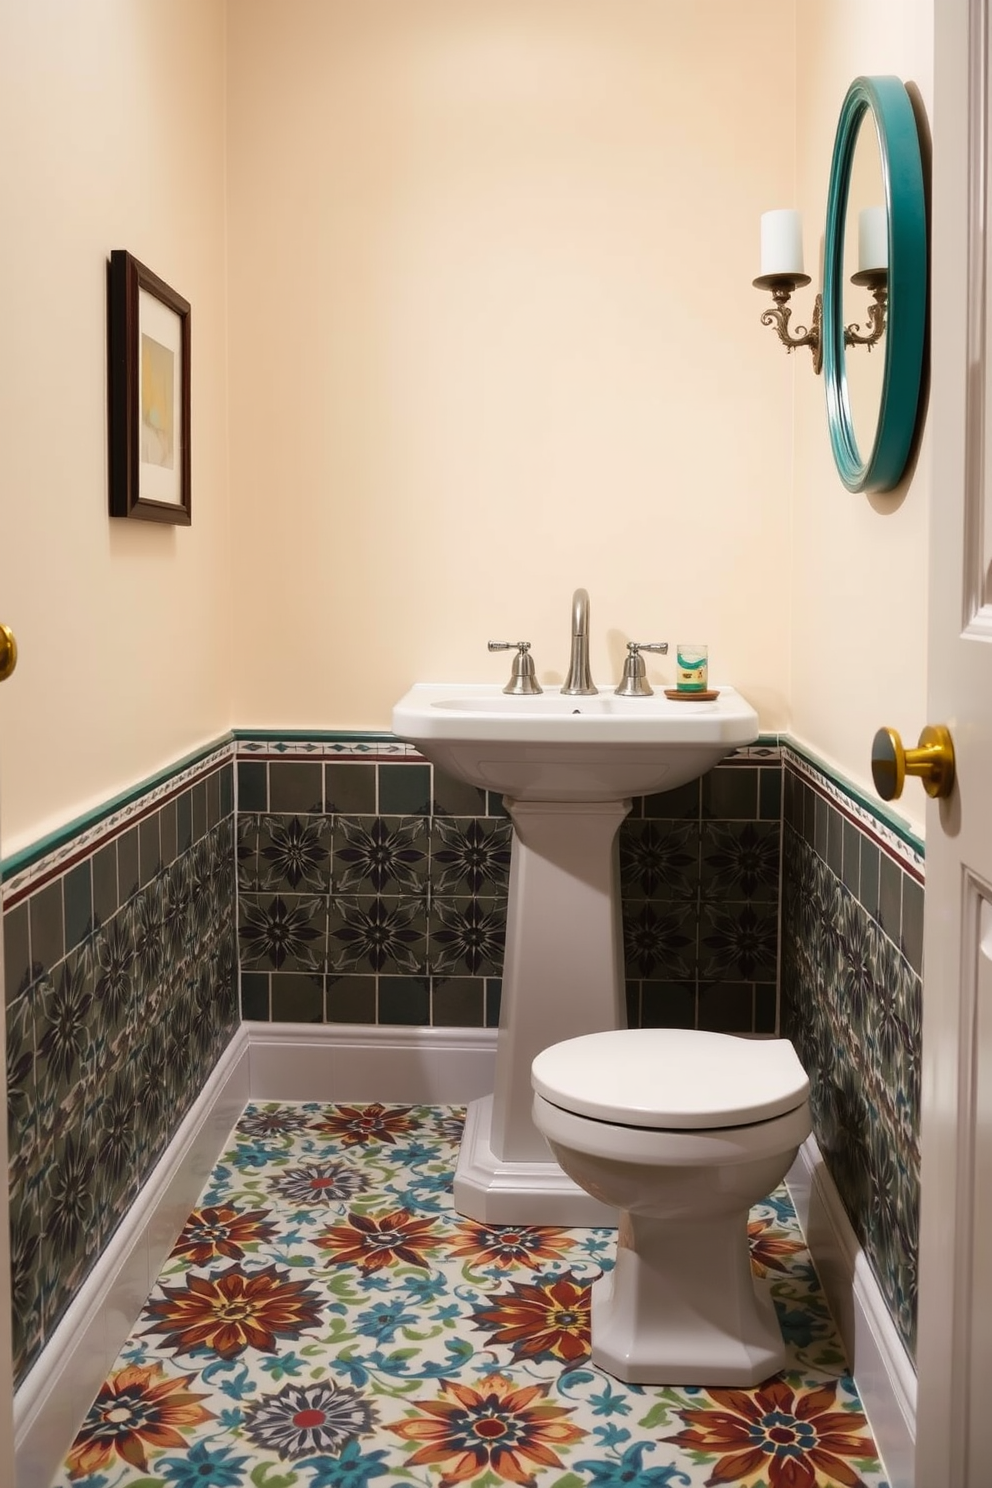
xmin=0 ymin=623 xmax=16 ymax=682
xmin=871 ymin=724 xmax=955 ymax=801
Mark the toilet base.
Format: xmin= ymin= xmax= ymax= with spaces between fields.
xmin=591 ymin=1210 xmax=786 ymax=1387
xmin=453 ymin=1095 xmax=618 ymax=1227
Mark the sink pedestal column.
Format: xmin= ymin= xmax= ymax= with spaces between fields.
xmin=452 ymin=796 xmax=629 ymax=1226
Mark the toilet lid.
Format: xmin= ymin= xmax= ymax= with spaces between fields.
xmin=532 ymin=1028 xmax=810 ymax=1130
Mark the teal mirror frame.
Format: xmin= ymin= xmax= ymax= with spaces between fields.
xmin=822 ymin=76 xmax=927 ymax=493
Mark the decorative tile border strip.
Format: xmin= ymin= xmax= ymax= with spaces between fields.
xmin=1 ymin=736 xmax=236 ymax=903
xmin=235 ymin=731 xmax=420 ymax=760
xmin=782 ymin=741 xmax=924 ymax=882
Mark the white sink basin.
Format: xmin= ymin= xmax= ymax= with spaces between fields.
xmin=392 ymin=681 xmax=759 ymax=801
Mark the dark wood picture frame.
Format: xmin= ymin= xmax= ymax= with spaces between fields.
xmin=108 ymin=250 xmax=191 ymax=523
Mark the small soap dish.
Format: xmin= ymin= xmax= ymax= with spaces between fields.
xmin=664 ymin=688 xmax=720 ymax=702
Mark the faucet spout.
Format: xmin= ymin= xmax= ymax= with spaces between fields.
xmin=561 ymin=587 xmax=598 ymax=695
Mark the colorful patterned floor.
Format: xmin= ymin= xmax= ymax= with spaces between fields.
xmin=51 ymin=1103 xmax=890 ymax=1488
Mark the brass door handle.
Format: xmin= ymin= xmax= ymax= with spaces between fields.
xmin=0 ymin=623 xmax=16 ymax=682
xmin=871 ymin=724 xmax=955 ymax=801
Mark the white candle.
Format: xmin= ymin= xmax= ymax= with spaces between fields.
xmin=858 ymin=205 xmax=888 ymax=272
xmin=760 ymin=209 xmax=804 ymax=276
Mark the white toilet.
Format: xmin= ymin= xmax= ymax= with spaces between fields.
xmin=531 ymin=1026 xmax=811 ymax=1387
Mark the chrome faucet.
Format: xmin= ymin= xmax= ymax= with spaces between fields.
xmin=561 ymin=587 xmax=598 ymax=695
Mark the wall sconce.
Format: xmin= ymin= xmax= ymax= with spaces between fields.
xmin=752 ymin=207 xmax=888 ymax=376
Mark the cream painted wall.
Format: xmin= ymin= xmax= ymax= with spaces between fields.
xmin=227 ymin=1 xmax=797 ymax=733
xmin=793 ymin=1 xmax=934 ymax=837
xmin=0 ymin=1 xmax=232 ymax=857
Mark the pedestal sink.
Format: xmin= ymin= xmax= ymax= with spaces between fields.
xmin=392 ymin=681 xmax=760 ymax=1225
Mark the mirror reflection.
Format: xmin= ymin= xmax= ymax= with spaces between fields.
xmin=843 ymin=112 xmax=887 ymax=460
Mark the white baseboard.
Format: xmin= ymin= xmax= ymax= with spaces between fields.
xmin=787 ymin=1135 xmax=917 ymax=1488
xmin=246 ymin=1020 xmax=497 ymax=1103
xmin=13 ymin=1028 xmax=251 ymax=1488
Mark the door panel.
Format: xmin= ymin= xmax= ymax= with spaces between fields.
xmin=916 ymin=0 xmax=992 ymax=1481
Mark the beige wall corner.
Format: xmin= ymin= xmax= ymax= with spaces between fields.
xmin=792 ymin=0 xmax=934 ymax=837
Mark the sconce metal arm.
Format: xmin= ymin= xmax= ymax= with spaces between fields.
xmin=844 ymin=272 xmax=888 ymax=351
xmin=753 ymin=274 xmax=823 ymax=375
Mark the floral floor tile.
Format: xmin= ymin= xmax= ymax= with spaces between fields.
xmin=51 ymin=1103 xmax=890 ymax=1488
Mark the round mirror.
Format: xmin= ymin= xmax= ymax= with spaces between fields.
xmin=822 ymin=76 xmax=927 ymax=493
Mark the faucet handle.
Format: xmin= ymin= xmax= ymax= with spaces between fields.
xmin=615 ymin=641 xmax=669 ymax=698
xmin=488 ymin=641 xmax=543 ymax=696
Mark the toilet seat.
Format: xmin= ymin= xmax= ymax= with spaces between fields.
xmin=531 ymin=1028 xmax=810 ymax=1130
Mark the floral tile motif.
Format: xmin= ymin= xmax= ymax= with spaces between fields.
xmin=429 ymin=818 xmax=512 ymax=896
xmin=619 ymin=820 xmax=700 ymax=901
xmin=429 ymin=898 xmax=506 ymax=977
xmin=782 ymin=821 xmax=921 ymax=1360
xmin=7 ymin=809 xmax=237 ymax=1388
xmin=335 ymin=817 xmax=428 ymax=895
xmin=52 ymin=1102 xmax=889 ymax=1488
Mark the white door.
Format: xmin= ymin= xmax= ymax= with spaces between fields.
xmin=0 ymin=625 xmax=17 ymax=1476
xmin=914 ymin=0 xmax=992 ymax=1481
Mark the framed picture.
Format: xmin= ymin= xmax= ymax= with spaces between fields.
xmin=108 ymin=250 xmax=191 ymax=523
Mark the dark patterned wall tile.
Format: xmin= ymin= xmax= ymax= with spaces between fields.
xmin=258 ymin=815 xmax=332 ymax=893
xmin=191 ymin=781 xmax=207 ymax=842
xmin=699 ymin=899 xmax=778 ymax=983
xmin=206 ymin=769 xmax=221 ymax=829
xmin=814 ymin=793 xmax=828 ymax=858
xmin=238 ymin=761 xmax=268 ymax=813
xmin=430 ymin=818 xmax=511 ymax=896
xmin=826 ymin=806 xmax=844 ymax=878
xmin=643 ymin=778 xmax=700 ymax=820
xmin=623 ymin=900 xmax=696 ymax=980
xmin=380 ymin=975 xmax=430 ymax=1025
xmin=641 ymin=980 xmax=695 ymax=1028
xmin=780 ymin=797 xmax=921 ymax=1364
xmin=698 ymin=981 xmax=753 ymax=1033
xmin=29 ymin=881 xmax=64 ymax=982
xmin=271 ymin=971 xmax=324 ymax=1023
xmin=759 ymin=766 xmax=782 ymax=821
xmin=431 ymin=976 xmax=484 ymax=1027
xmin=6 ymin=990 xmax=37 ymax=1190
xmin=92 ymin=841 xmax=119 ymax=926
xmin=755 ymin=983 xmax=777 ymax=1033
xmin=237 ymin=814 xmax=261 ymax=891
xmin=860 ymin=839 xmax=880 ymax=919
xmin=176 ymin=789 xmax=193 ymax=853
xmin=3 ymin=902 xmax=30 ymax=1005
xmin=138 ymin=816 xmax=161 ymax=889
xmin=239 ymin=893 xmax=327 ymax=974
xmin=335 ymin=817 xmax=428 ymax=895
xmin=842 ymin=818 xmax=861 ymax=897
xmin=902 ymin=877 xmax=924 ymax=975
xmin=326 ymin=974 xmax=376 ymax=1023
xmin=429 ymin=897 xmax=505 ymax=977
xmin=879 ymin=853 xmax=903 ymax=945
xmin=324 ymin=762 xmax=375 ymax=814
xmin=485 ymin=978 xmax=502 ymax=1027
xmin=63 ymin=861 xmax=93 ymax=953
xmin=220 ymin=762 xmax=234 ymax=819
xmin=619 ymin=820 xmax=699 ymax=901
xmin=378 ymin=763 xmax=432 ymax=816
xmin=117 ymin=827 xmax=140 ymax=904
xmin=432 ymin=768 xmax=487 ymax=817
xmin=702 ymin=766 xmax=758 ymax=821
xmin=240 ymin=970 xmax=271 ymax=1020
xmin=159 ymin=799 xmax=178 ymax=870
xmin=699 ymin=821 xmax=779 ymax=903
xmin=269 ymin=761 xmax=323 ymax=814
xmin=330 ymin=895 xmax=426 ymax=976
